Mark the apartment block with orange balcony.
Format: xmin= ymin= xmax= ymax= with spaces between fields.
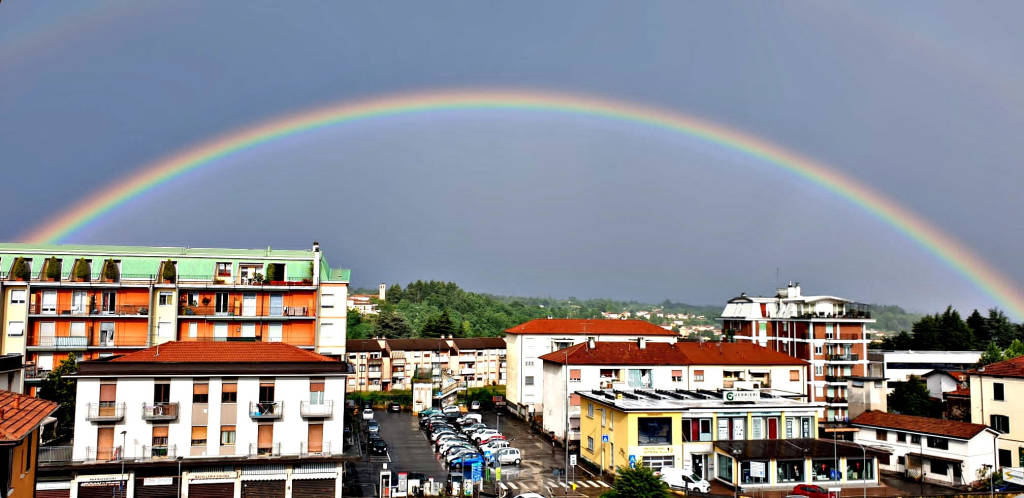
xmin=0 ymin=242 xmax=351 ymax=396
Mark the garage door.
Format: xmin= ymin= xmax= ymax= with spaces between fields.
xmin=135 ymin=477 xmax=178 ymax=498
xmin=189 ymin=482 xmax=236 ymax=498
xmin=292 ymin=478 xmax=336 ymax=497
xmin=36 ymin=490 xmax=70 ymax=498
xmin=242 ymin=480 xmax=286 ymax=498
xmin=78 ymin=482 xmax=125 ymax=498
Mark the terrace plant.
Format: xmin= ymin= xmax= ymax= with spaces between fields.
xmin=101 ymin=259 xmax=119 ymax=281
xmin=72 ymin=258 xmax=91 ymax=282
xmin=9 ymin=257 xmax=30 ymax=280
xmin=160 ymin=259 xmax=176 ymax=283
xmin=44 ymin=257 xmax=61 ymax=281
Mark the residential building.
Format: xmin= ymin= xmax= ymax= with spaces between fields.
xmin=505 ymin=319 xmax=679 ymax=418
xmin=868 ymin=350 xmax=982 ymax=384
xmin=923 ymin=370 xmax=969 ymax=400
xmin=0 ymin=242 xmax=351 ymax=396
xmin=346 ymin=337 xmax=506 ymax=392
xmin=719 ymin=282 xmax=874 ymax=422
xmin=1 ymin=390 xmax=58 ymax=498
xmin=575 ymin=388 xmax=865 ymax=491
xmin=968 ymin=355 xmax=1024 ymax=469
xmin=0 ymin=354 xmax=24 ymax=393
xmin=845 ymin=375 xmax=888 ymax=421
xmin=539 ymin=339 xmax=808 ymax=443
xmin=38 ymin=341 xmax=348 ymax=497
xmin=851 ymin=411 xmax=997 ymax=487
xmin=346 ymin=283 xmax=385 ymax=315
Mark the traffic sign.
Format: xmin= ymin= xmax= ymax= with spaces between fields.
xmin=601 ymin=434 xmax=609 ymax=443
xmin=471 ymin=462 xmax=483 ymax=482
xmin=570 ymin=454 xmax=577 ymax=466
xmin=628 ymin=455 xmax=637 ymax=468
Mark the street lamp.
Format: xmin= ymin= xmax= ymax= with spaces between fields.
xmin=176 ymin=455 xmax=184 ymax=498
xmin=992 ymin=433 xmax=1000 ymax=498
xmin=730 ymin=448 xmax=742 ymax=498
xmin=120 ymin=430 xmax=128 ymax=498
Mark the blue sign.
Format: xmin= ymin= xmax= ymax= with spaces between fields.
xmin=472 ymin=462 xmax=483 ymax=482
xmin=483 ymin=450 xmax=492 ymax=462
xmin=628 ymin=455 xmax=637 ymax=468
xmin=601 ymin=434 xmax=609 ymax=443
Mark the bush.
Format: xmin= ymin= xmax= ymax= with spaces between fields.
xmin=10 ymin=257 xmax=30 ymax=280
xmin=266 ymin=263 xmax=283 ymax=282
xmin=601 ymin=465 xmax=670 ymax=498
xmin=44 ymin=257 xmax=61 ymax=280
xmin=160 ymin=259 xmax=176 ymax=282
xmin=347 ymin=390 xmax=413 ymax=409
xmin=72 ymin=258 xmax=91 ymax=281
xmin=101 ymin=259 xmax=119 ymax=281
xmin=462 ymin=386 xmax=506 ymax=410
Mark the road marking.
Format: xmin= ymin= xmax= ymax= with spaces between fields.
xmin=574 ymin=480 xmax=590 ymax=487
xmin=498 ymin=483 xmax=508 ymax=491
xmin=591 ymin=480 xmax=609 ymax=487
xmin=506 ymin=482 xmax=518 ymax=490
xmin=545 ymin=480 xmax=559 ymax=488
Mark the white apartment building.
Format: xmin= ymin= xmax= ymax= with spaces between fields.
xmin=58 ymin=341 xmax=348 ymax=497
xmin=852 ymin=410 xmax=997 ymax=487
xmin=923 ymin=370 xmax=969 ymax=399
xmin=539 ymin=339 xmax=808 ymax=442
xmin=868 ymin=350 xmax=983 ymax=384
xmin=504 ymin=319 xmax=679 ymax=418
xmin=345 ymin=337 xmax=506 ymax=392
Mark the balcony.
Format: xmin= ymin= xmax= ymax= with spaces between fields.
xmin=826 ymin=353 xmax=860 ymax=362
xmin=176 ymin=274 xmax=315 ymax=287
xmin=142 ymin=402 xmax=179 ymax=421
xmin=825 ymin=334 xmax=864 ymax=342
xmin=825 ymin=375 xmax=849 ymax=383
xmin=178 ymin=305 xmax=313 ymax=318
xmin=31 ymin=336 xmax=88 ymax=349
xmin=32 ymin=304 xmax=149 ymax=317
xmin=249 ymin=401 xmax=283 ymax=419
xmin=248 ymin=442 xmax=282 ymax=457
xmin=24 ymin=364 xmax=49 ymax=381
xmin=84 ymin=446 xmax=122 ymax=462
xmin=300 ymin=401 xmax=334 ymax=418
xmin=86 ymin=402 xmax=125 ymax=422
xmin=826 ymin=396 xmax=848 ymax=404
xmin=141 ymin=445 xmax=178 ymax=460
xmin=38 ymin=446 xmax=72 ymax=464
xmin=299 ymin=441 xmax=334 ymax=456
xmin=460 ymin=368 xmax=476 ymax=376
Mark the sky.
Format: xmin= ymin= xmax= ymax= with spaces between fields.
xmin=2 ymin=1 xmax=1023 ymax=315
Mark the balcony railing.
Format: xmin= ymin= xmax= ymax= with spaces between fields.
xmin=249 ymin=442 xmax=281 ymax=457
xmin=84 ymin=446 xmax=122 ymax=462
xmin=141 ymin=445 xmax=177 ymax=460
xmin=827 ymin=353 xmax=860 ymax=361
xmin=299 ymin=441 xmax=333 ymax=456
xmin=826 ymin=396 xmax=848 ymax=404
xmin=31 ymin=336 xmax=88 ymax=349
xmin=249 ymin=401 xmax=283 ymax=419
xmin=33 ymin=304 xmax=149 ymax=317
xmin=176 ymin=274 xmax=315 ymax=287
xmin=86 ymin=402 xmax=125 ymax=422
xmin=179 ymin=305 xmax=313 ymax=317
xmin=38 ymin=446 xmax=72 ymax=464
xmin=825 ymin=334 xmax=863 ymax=341
xmin=25 ymin=364 xmax=49 ymax=380
xmin=824 ymin=375 xmax=849 ymax=383
xmin=300 ymin=400 xmax=334 ymax=418
xmin=142 ymin=402 xmax=179 ymax=421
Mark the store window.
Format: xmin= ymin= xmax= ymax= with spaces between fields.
xmin=846 ymin=457 xmax=874 ymax=480
xmin=740 ymin=460 xmax=770 ymax=484
xmin=812 ymin=459 xmax=840 ymax=481
xmin=638 ymin=417 xmax=672 ymax=445
xmin=717 ymin=454 xmax=734 ymax=481
xmin=777 ymin=460 xmax=804 ymax=483
xmin=642 ymin=455 xmax=676 ymax=472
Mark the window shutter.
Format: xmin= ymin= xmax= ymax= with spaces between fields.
xmin=569 ymin=369 xmax=581 ymax=381
xmin=672 ymin=370 xmax=682 ymax=377
xmin=153 ymin=426 xmax=169 ymax=438
xmin=570 ymin=394 xmax=580 ymax=406
xmin=308 ymin=424 xmax=323 ymax=452
xmin=258 ymin=425 xmax=273 ymax=447
xmin=191 ymin=426 xmax=207 ymax=440
xmin=99 ymin=384 xmax=116 ymax=402
xmin=310 ymin=378 xmax=325 ymax=392
xmin=222 ymin=383 xmax=237 ymax=393
xmin=193 ymin=383 xmax=209 ymax=395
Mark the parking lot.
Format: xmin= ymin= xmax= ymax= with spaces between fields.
xmin=349 ymin=407 xmax=613 ymax=497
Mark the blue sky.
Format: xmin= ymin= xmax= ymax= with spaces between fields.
xmin=2 ymin=1 xmax=1023 ymax=314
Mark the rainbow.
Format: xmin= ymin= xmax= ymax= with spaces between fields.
xmin=21 ymin=89 xmax=1024 ymax=317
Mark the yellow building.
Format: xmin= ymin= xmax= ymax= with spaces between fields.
xmin=1 ymin=389 xmax=58 ymax=498
xmin=969 ymin=355 xmax=1024 ymax=469
xmin=578 ymin=388 xmax=883 ymax=491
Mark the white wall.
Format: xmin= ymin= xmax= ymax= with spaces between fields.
xmin=853 ymin=426 xmax=994 ymax=487
xmin=926 ymin=374 xmax=959 ymax=399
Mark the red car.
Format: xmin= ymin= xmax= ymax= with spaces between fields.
xmin=478 ymin=434 xmax=507 ymax=445
xmin=791 ymin=484 xmax=828 ymax=498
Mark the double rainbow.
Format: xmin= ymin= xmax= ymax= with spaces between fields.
xmin=22 ymin=89 xmax=1024 ymax=317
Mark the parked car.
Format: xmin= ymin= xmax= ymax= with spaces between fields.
xmin=471 ymin=429 xmax=500 ymax=442
xmin=488 ymin=447 xmax=521 ymax=466
xmin=367 ymin=421 xmax=380 ymax=434
xmin=512 ymin=494 xmax=544 ymax=498
xmin=388 ymin=402 xmax=401 ymax=412
xmin=659 ymin=468 xmax=710 ymax=494
xmin=478 ymin=434 xmax=506 ymax=445
xmin=479 ymin=439 xmax=510 ymax=453
xmin=368 ymin=438 xmax=388 ymax=455
xmin=461 ymin=423 xmax=487 ymax=435
xmin=442 ymin=405 xmax=461 ymax=417
xmin=470 ymin=400 xmax=481 ymax=411
xmin=442 ymin=444 xmax=475 ymax=459
xmin=445 ymin=448 xmax=477 ymax=465
xmin=449 ymin=453 xmax=484 ymax=470
xmin=791 ymin=484 xmax=829 ymax=498
xmin=439 ymin=439 xmax=473 ymax=455
xmin=431 ymin=429 xmax=457 ymax=442
xmin=362 ymin=408 xmax=374 ymax=421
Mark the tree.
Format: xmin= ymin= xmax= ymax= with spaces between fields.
xmin=421 ymin=309 xmax=456 ymax=338
xmin=977 ymin=342 xmax=1005 ymax=367
xmin=160 ymin=259 xmax=176 ymax=282
xmin=10 ymin=257 xmax=29 ymax=280
xmin=72 ymin=258 xmax=91 ymax=281
xmin=346 ymin=310 xmax=374 ymax=340
xmin=601 ymin=465 xmax=670 ymax=498
xmin=101 ymin=259 xmax=119 ymax=281
xmin=44 ymin=257 xmax=61 ymax=280
xmin=373 ymin=309 xmax=413 ymax=338
xmin=38 ymin=353 xmax=79 ymax=442
xmin=887 ymin=375 xmax=941 ymax=417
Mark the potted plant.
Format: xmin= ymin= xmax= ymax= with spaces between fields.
xmin=44 ymin=257 xmax=61 ymax=281
xmin=72 ymin=258 xmax=91 ymax=282
xmin=201 ymin=296 xmax=212 ymax=306
xmin=101 ymin=259 xmax=119 ymax=282
xmin=266 ymin=264 xmax=282 ymax=284
xmin=159 ymin=259 xmax=176 ymax=283
xmin=9 ymin=257 xmax=30 ymax=281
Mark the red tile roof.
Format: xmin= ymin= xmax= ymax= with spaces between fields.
xmin=851 ymin=410 xmax=989 ymax=440
xmin=925 ymin=369 xmax=968 ymax=382
xmin=0 ymin=390 xmax=58 ymax=442
xmin=944 ymin=387 xmax=971 ymax=398
xmin=969 ymin=355 xmax=1024 ymax=378
xmin=109 ymin=341 xmax=336 ymax=363
xmin=538 ymin=341 xmax=806 ymax=366
xmin=506 ymin=319 xmax=677 ymax=336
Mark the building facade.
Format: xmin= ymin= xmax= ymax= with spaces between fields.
xmin=1 ymin=390 xmax=58 ymax=498
xmin=969 ymin=355 xmax=1024 ymax=470
xmin=539 ymin=339 xmax=808 ymax=443
xmin=505 ymin=319 xmax=679 ymax=418
xmin=851 ymin=411 xmax=996 ymax=487
xmin=719 ymin=283 xmax=874 ymax=422
xmin=346 ymin=337 xmax=506 ymax=392
xmin=869 ymin=350 xmax=982 ymax=384
xmin=39 ymin=341 xmax=348 ymax=497
xmin=0 ymin=242 xmax=350 ymax=396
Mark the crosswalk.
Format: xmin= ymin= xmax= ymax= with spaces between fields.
xmin=497 ymin=479 xmax=610 ymax=491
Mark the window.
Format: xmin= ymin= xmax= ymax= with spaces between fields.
xmin=876 ymin=429 xmax=888 ymax=441
xmin=268 ymin=323 xmax=282 ymax=342
xmin=637 ymin=417 xmax=672 ymax=445
xmin=825 ymin=324 xmax=834 ymax=339
xmin=694 ymin=370 xmax=704 ymax=382
xmin=587 ymin=436 xmax=594 ymax=452
xmin=994 ymin=383 xmax=1005 ymax=401
xmin=258 ymin=424 xmax=274 ymax=454
xmin=588 ymin=403 xmax=594 ymax=418
xmin=10 ymin=290 xmax=25 ymax=304
xmin=215 ymin=292 xmax=229 ymax=314
xmin=152 ymin=426 xmax=169 ymax=456
xmin=790 ymin=369 xmax=800 ymax=381
xmin=99 ymin=322 xmax=115 ymax=346
xmin=672 ymin=370 xmax=683 ymax=382
xmin=999 ymin=449 xmax=1012 ymax=467
xmin=222 ymin=382 xmax=237 ymax=403
xmin=158 ymin=292 xmax=173 ymax=305
xmin=310 ymin=378 xmax=325 ymax=404
xmin=221 ymin=426 xmax=236 ymax=445
xmin=911 ymin=434 xmax=921 ymax=444
xmin=897 ymin=456 xmax=905 ymax=466
xmin=101 ymin=291 xmax=116 ymax=313
xmin=525 ymin=376 xmax=534 ymax=386
xmin=991 ymin=414 xmax=1010 ymax=433
xmin=815 ymin=346 xmax=823 ymax=355
xmin=525 ymin=360 xmax=534 ymax=367
xmin=643 ymin=455 xmax=676 ymax=473
xmin=154 ymin=381 xmax=170 ymax=403
xmin=777 ymin=460 xmax=804 ymax=483
xmin=897 ymin=432 xmax=906 ymax=442
xmin=740 ymin=460 xmax=769 ymax=484
xmin=846 ymin=457 xmax=874 ymax=480
xmin=321 ymin=293 xmax=334 ymax=308
xmin=193 ymin=383 xmax=209 ymax=403
xmin=191 ymin=426 xmax=207 ymax=446
xmin=308 ymin=423 xmax=324 ymax=453
xmin=930 ymin=459 xmax=948 ymax=475
xmin=7 ymin=321 xmax=24 ymax=336
xmin=717 ymin=454 xmax=734 ymax=481
xmin=216 ymin=262 xmax=231 ymax=277
xmin=184 ymin=292 xmax=199 ymax=306
xmin=270 ymin=294 xmax=283 ymax=316
xmin=188 ymin=322 xmax=198 ymax=338
xmin=815 ymin=366 xmax=824 ymax=376
xmin=927 ymin=437 xmax=948 ymax=450
xmin=569 ymin=369 xmax=581 ymax=382
xmin=813 ymin=459 xmax=840 ymax=481
xmin=214 ymin=323 xmax=227 ymax=339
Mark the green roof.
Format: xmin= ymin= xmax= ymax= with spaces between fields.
xmin=0 ymin=243 xmax=313 ymax=259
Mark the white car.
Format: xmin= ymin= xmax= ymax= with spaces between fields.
xmin=470 ymin=400 xmax=481 ymax=410
xmin=471 ymin=429 xmax=499 ymax=442
xmin=512 ymin=493 xmax=544 ymax=498
xmin=362 ymin=409 xmax=374 ymax=421
xmin=660 ymin=467 xmax=710 ymax=494
xmin=489 ymin=447 xmax=521 ymax=466
xmin=479 ymin=440 xmax=510 ymax=453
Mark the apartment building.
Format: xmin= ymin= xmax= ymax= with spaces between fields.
xmin=39 ymin=341 xmax=347 ymax=497
xmin=719 ymin=283 xmax=873 ymax=422
xmin=0 ymin=242 xmax=350 ymax=395
xmin=346 ymin=283 xmax=385 ymax=315
xmin=852 ymin=411 xmax=997 ymax=487
xmin=968 ymin=355 xmax=1024 ymax=469
xmin=0 ymin=354 xmax=23 ymax=393
xmin=869 ymin=350 xmax=982 ymax=383
xmin=505 ymin=319 xmax=679 ymax=418
xmin=539 ymin=339 xmax=808 ymax=443
xmin=1 ymin=390 xmax=58 ymax=498
xmin=345 ymin=337 xmax=506 ymax=392
xmin=576 ymin=388 xmax=853 ymax=489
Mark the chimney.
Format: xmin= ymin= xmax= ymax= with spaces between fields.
xmin=587 ymin=337 xmax=596 ymax=350
xmin=638 ymin=337 xmax=646 ymax=349
xmin=312 ymin=241 xmax=320 ymax=252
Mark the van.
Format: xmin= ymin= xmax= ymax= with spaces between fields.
xmin=659 ymin=467 xmax=710 ymax=494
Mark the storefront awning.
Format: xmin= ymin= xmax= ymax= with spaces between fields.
xmin=715 ymin=439 xmax=890 ymax=461
xmin=905 ymin=452 xmax=963 ymax=464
